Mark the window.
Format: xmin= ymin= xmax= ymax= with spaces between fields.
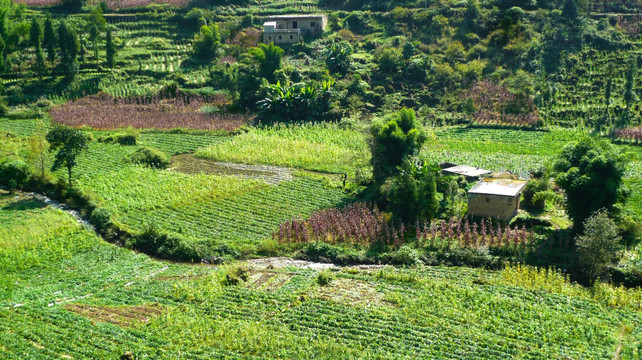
xmin=279 ymin=35 xmax=282 ymax=40
xmin=507 ymin=198 xmax=512 ymax=205
xmin=268 ymin=36 xmax=272 ymax=40
xmin=486 ymin=198 xmax=490 ymax=203
xmin=290 ymin=35 xmax=293 ymax=40
xmin=310 ymin=21 xmax=316 ymax=28
xmin=292 ymin=21 xmax=298 ymax=29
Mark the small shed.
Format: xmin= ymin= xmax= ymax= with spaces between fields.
xmin=467 ymin=178 xmax=528 ymax=221
xmin=443 ymin=165 xmax=491 ymax=181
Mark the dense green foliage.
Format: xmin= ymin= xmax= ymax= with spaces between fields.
xmin=553 ymin=136 xmax=628 ymax=231
xmin=127 ymin=146 xmax=169 ymax=169
xmin=370 ymin=108 xmax=427 ymax=181
xmin=576 ymin=209 xmax=623 ymax=282
xmin=46 ymin=127 xmax=88 ymax=187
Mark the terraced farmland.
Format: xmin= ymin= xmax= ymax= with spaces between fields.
xmin=121 ymin=176 xmax=349 ymax=245
xmin=1 ymin=193 xmax=641 ymax=359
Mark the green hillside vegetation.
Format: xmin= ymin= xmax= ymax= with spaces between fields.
xmin=0 ymin=0 xmax=641 ymax=357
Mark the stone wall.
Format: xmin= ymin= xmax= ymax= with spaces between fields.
xmin=467 ymin=193 xmax=521 ymax=221
xmin=263 ymin=30 xmax=300 ymax=44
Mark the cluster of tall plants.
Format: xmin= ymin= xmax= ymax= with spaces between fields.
xmin=258 ymin=80 xmax=335 ymax=121
xmin=273 ymin=202 xmax=406 ymax=249
xmin=417 ymin=217 xmax=533 ymax=254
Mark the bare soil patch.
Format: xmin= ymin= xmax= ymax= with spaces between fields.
xmin=64 ymin=303 xmax=164 ymax=328
xmin=171 ymin=154 xmax=293 ymax=185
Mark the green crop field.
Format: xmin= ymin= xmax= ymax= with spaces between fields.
xmin=195 ymin=123 xmax=370 ymax=175
xmin=1 ymin=0 xmax=642 ymax=357
xmin=2 ymin=193 xmax=641 ymax=359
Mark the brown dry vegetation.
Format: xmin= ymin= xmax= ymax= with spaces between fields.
xmin=64 ymin=303 xmax=164 ymax=328
xmin=50 ymin=93 xmax=251 ymax=131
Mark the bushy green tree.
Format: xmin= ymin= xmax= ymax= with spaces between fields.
xmin=553 ymin=136 xmax=628 ymax=232
xmin=193 ymin=23 xmax=220 ymax=61
xmin=562 ymin=0 xmax=579 ymax=22
xmin=370 ymin=108 xmax=427 ymax=181
xmin=384 ymin=159 xmax=439 ymax=224
xmin=575 ymin=209 xmax=621 ymax=282
xmin=46 ymin=127 xmax=88 ymax=187
xmin=57 ymin=21 xmax=79 ymax=73
xmin=248 ymin=42 xmax=284 ymax=83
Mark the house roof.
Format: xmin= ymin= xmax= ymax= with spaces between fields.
xmin=263 ymin=21 xmax=277 ymax=26
xmin=267 ymin=15 xmax=326 ymax=19
xmin=468 ymin=178 xmax=528 ymax=197
xmin=443 ymin=165 xmax=491 ymax=178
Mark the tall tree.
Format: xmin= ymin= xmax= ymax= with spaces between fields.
xmin=30 ymin=17 xmax=45 ymax=73
xmin=370 ymin=108 xmax=427 ymax=181
xmin=43 ymin=13 xmax=56 ymax=65
xmin=46 ymin=127 xmax=88 ymax=187
xmin=88 ymin=23 xmax=99 ymax=59
xmin=58 ymin=20 xmax=79 ymax=73
xmin=105 ymin=28 xmax=115 ymax=68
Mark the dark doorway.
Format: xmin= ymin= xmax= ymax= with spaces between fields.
xmin=292 ymin=21 xmax=298 ymax=29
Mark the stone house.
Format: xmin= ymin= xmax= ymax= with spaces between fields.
xmin=263 ymin=15 xmax=327 ymax=44
xmin=467 ymin=178 xmax=528 ymax=221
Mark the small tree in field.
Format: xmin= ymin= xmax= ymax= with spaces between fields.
xmin=575 ymin=209 xmax=621 ymax=282
xmin=46 ymin=127 xmax=88 ymax=187
xmin=27 ymin=120 xmax=50 ymax=179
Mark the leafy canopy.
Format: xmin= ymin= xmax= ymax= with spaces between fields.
xmin=575 ymin=209 xmax=622 ymax=282
xmin=370 ymin=108 xmax=427 ymax=181
xmin=553 ymin=136 xmax=628 ymax=231
xmin=46 ymin=127 xmax=88 ymax=187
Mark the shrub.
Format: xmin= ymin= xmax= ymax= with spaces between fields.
xmin=0 ymin=160 xmax=31 ymax=188
xmin=316 ymin=270 xmax=334 ymax=286
xmin=522 ymin=178 xmax=549 ymax=208
xmin=117 ymin=134 xmax=138 ymax=146
xmin=575 ymin=210 xmax=622 ymax=282
xmin=90 ymin=207 xmax=114 ymax=235
xmin=128 ymin=147 xmax=169 ymax=169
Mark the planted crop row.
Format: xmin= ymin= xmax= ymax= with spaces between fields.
xmin=121 ymin=177 xmax=348 ymax=244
